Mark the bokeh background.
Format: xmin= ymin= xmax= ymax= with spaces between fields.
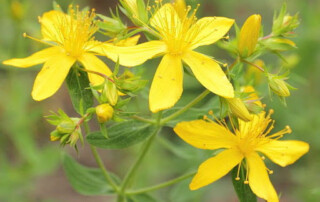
xmin=0 ymin=0 xmax=319 ymax=201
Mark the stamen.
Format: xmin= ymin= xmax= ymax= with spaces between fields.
xmin=235 ymin=163 xmax=241 ymax=181
xmin=22 ymin=32 xmax=56 ymax=47
xmin=244 ymin=162 xmax=249 ymax=184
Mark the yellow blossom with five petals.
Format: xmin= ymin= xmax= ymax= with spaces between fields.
xmin=97 ymin=3 xmax=235 ymax=112
xmin=174 ymin=110 xmax=309 ymax=202
xmin=2 ymin=6 xmax=113 ymax=101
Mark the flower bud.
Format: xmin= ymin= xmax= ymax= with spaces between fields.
xmin=69 ymin=130 xmax=80 ymax=147
xmin=226 ymin=98 xmax=252 ymax=122
xmin=96 ymin=104 xmax=114 ymax=123
xmin=50 ymin=130 xmax=61 ymax=141
xmin=57 ymin=120 xmax=76 ymax=134
xmin=268 ymin=75 xmax=290 ymax=97
xmin=121 ymin=0 xmax=148 ymax=26
xmin=238 ymin=14 xmax=261 ymax=57
xmin=11 ymin=0 xmax=24 ymax=21
xmin=103 ymin=81 xmax=118 ymax=106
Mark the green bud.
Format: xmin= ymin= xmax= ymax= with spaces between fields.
xmin=226 ymin=98 xmax=252 ymax=122
xmin=120 ymin=0 xmax=148 ymax=26
xmin=57 ymin=120 xmax=76 ymax=134
xmin=96 ymin=14 xmax=127 ymax=37
xmin=103 ymin=81 xmax=118 ymax=106
xmin=268 ymin=74 xmax=291 ymax=97
xmin=69 ymin=130 xmax=81 ymax=147
xmin=117 ymin=70 xmax=147 ymax=93
xmin=272 ymin=3 xmax=299 ymax=37
xmin=50 ymin=130 xmax=62 ymax=141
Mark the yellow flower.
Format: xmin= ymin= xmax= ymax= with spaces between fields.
xmin=2 ymin=6 xmax=112 ymax=101
xmin=97 ymin=3 xmax=235 ymax=112
xmin=238 ymin=14 xmax=261 ymax=57
xmin=174 ymin=110 xmax=309 ymax=202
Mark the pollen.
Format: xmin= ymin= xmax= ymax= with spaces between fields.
xmin=55 ymin=6 xmax=98 ymax=58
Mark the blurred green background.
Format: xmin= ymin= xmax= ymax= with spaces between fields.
xmin=0 ymin=0 xmax=319 ymax=201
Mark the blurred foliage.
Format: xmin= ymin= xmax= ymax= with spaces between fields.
xmin=0 ymin=0 xmax=319 ymax=201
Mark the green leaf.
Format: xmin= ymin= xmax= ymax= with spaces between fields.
xmin=86 ymin=121 xmax=156 ymax=149
xmin=128 ymin=193 xmax=157 ymax=202
xmin=66 ymin=67 xmax=93 ymax=115
xmin=62 ymin=154 xmax=119 ymax=195
xmin=231 ymin=166 xmax=257 ymax=202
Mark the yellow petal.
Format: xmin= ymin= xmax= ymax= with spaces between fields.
xmin=93 ymin=41 xmax=166 ymax=67
xmin=150 ymin=3 xmax=181 ymax=34
xmin=173 ymin=0 xmax=187 ymax=19
xmin=190 ymin=149 xmax=243 ymax=190
xmin=2 ymin=47 xmax=62 ymax=68
xmin=182 ymin=51 xmax=234 ymax=98
xmin=247 ymin=152 xmax=278 ymax=202
xmin=40 ymin=10 xmax=67 ymax=43
xmin=174 ymin=120 xmax=237 ymax=150
xmin=32 ymin=53 xmax=75 ymax=101
xmin=79 ymin=53 xmax=112 ymax=86
xmin=114 ymin=35 xmax=141 ymax=46
xmin=241 ymin=85 xmax=263 ymax=107
xmin=256 ymin=140 xmax=309 ymax=167
xmin=149 ymin=54 xmax=183 ymax=112
xmin=187 ymin=17 xmax=234 ymax=49
xmin=238 ymin=14 xmax=261 ymax=57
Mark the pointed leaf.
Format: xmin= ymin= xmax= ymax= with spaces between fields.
xmin=62 ymin=154 xmax=119 ymax=195
xmin=66 ymin=67 xmax=94 ymax=115
xmin=86 ymin=121 xmax=156 ymax=149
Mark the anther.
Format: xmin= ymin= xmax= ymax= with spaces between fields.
xmin=269 ymin=170 xmax=274 ymax=174
xmin=286 ymin=125 xmax=292 ymax=133
xmin=269 ymin=109 xmax=274 ymax=114
xmin=261 ymin=156 xmax=265 ymax=160
xmin=235 ymin=177 xmax=240 ymax=181
xmin=208 ymin=110 xmax=214 ymax=115
xmin=22 ymin=32 xmax=27 ymax=37
xmin=223 ymin=63 xmax=228 ymax=67
xmin=244 ymin=180 xmax=249 ymax=184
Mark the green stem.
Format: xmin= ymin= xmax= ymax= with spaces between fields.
xmin=84 ymin=122 xmax=119 ymax=193
xmin=126 ymin=171 xmax=196 ymax=195
xmin=131 ymin=115 xmax=156 ymax=124
xmin=241 ymin=59 xmax=265 ymax=72
xmin=89 ymin=145 xmax=119 ymax=193
xmin=119 ymin=113 xmax=163 ymax=197
xmin=160 ymin=89 xmax=210 ymax=124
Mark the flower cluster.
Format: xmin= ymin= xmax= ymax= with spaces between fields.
xmin=2 ymin=1 xmax=308 ymax=201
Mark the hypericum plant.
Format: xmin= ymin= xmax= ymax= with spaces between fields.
xmin=2 ymin=1 xmax=309 ymax=202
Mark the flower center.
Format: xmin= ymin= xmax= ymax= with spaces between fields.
xmin=235 ymin=109 xmax=292 ymax=157
xmin=150 ymin=3 xmax=200 ymax=56
xmin=57 ymin=6 xmax=98 ymax=58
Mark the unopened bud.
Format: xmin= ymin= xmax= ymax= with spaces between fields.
xmin=226 ymin=98 xmax=252 ymax=122
xmin=96 ymin=104 xmax=114 ymax=123
xmin=268 ymin=75 xmax=290 ymax=97
xmin=69 ymin=130 xmax=80 ymax=147
xmin=57 ymin=120 xmax=76 ymax=134
xmin=11 ymin=0 xmax=24 ymax=21
xmin=50 ymin=130 xmax=61 ymax=141
xmin=238 ymin=14 xmax=261 ymax=57
xmin=103 ymin=81 xmax=118 ymax=106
